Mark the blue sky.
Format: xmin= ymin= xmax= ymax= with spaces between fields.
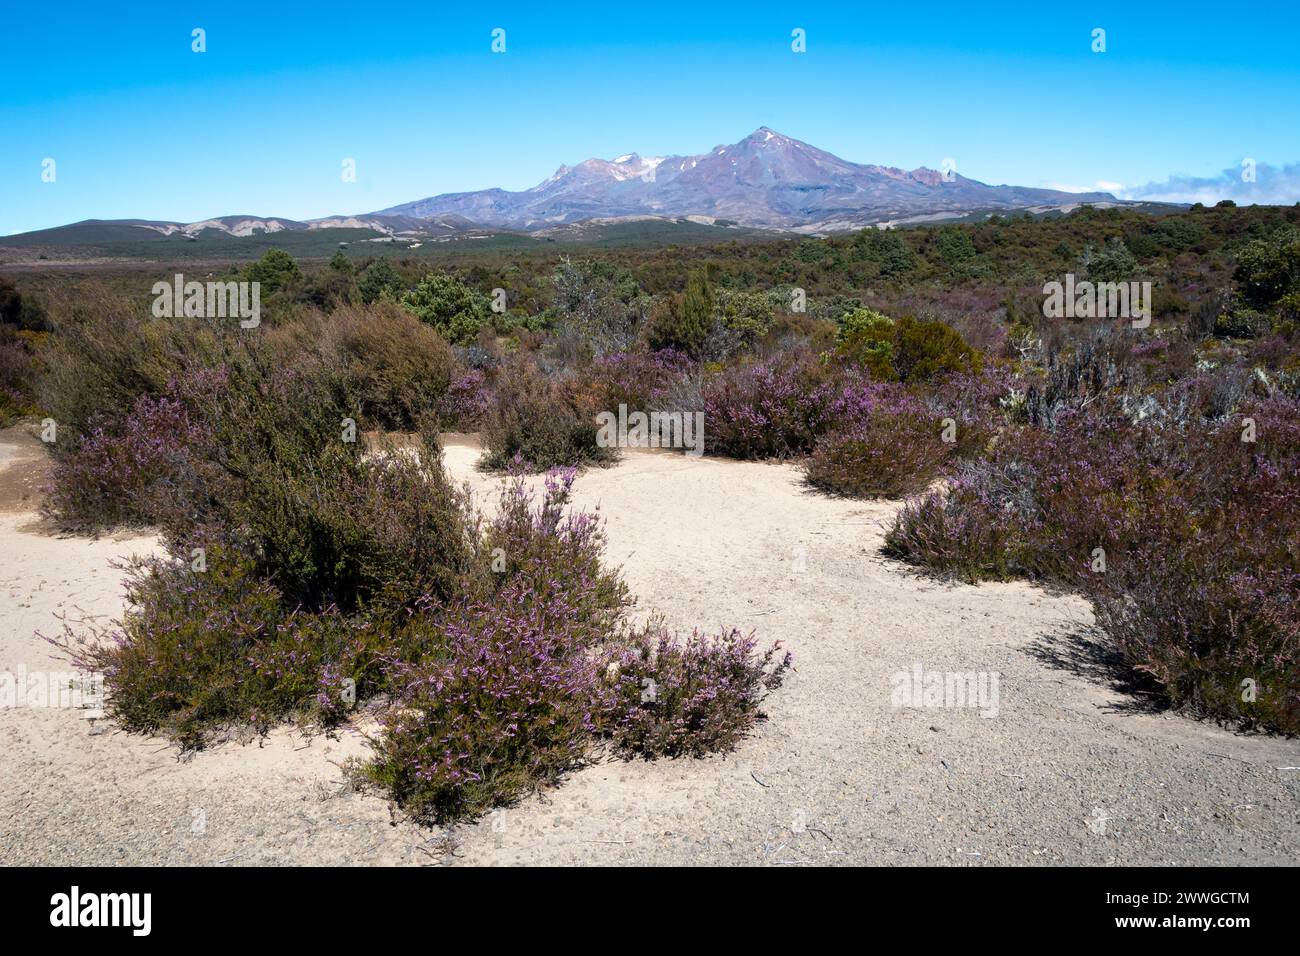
xmin=2 ymin=1 xmax=1298 ymax=235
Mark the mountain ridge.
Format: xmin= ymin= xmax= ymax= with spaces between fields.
xmin=372 ymin=126 xmax=1122 ymax=232
xmin=1 ymin=128 xmax=1133 ymax=246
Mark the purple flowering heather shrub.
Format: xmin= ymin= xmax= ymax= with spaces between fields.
xmin=59 ymin=545 xmax=394 ymax=749
xmin=358 ymin=472 xmax=792 ymax=820
xmin=701 ymin=350 xmax=1004 ymax=469
xmin=66 ymin=462 xmax=610 ymax=753
xmin=356 ymin=470 xmax=624 ymax=820
xmin=479 ymin=467 xmax=629 ymax=622
xmin=360 ymin=573 xmax=617 ymax=823
xmin=52 ymin=360 xmax=483 ymax=746
xmin=1093 ymin=543 xmax=1299 ymax=733
xmin=481 ymin=359 xmax=616 ymax=471
xmin=885 ymin=412 xmax=1174 ymax=582
xmin=885 ymin=397 xmax=1300 ymax=732
xmin=439 ymin=366 xmax=492 ymax=429
xmin=589 ymin=347 xmax=694 ymax=412
xmin=801 ymin=364 xmax=1008 ymax=499
xmin=603 ymin=625 xmax=792 ymax=758
xmin=883 ymin=486 xmax=1020 ymax=582
xmin=1248 ymin=332 xmax=1300 ymax=384
xmin=701 ymin=349 xmax=839 ymax=459
xmin=887 ymin=287 xmax=1008 ymax=340
xmin=0 ymin=336 xmax=37 ymax=424
xmin=1127 ymin=334 xmax=1199 ymax=384
xmin=43 ymin=386 xmax=217 ymax=532
xmin=45 ymin=345 xmax=797 ymax=799
xmin=805 ymin=380 xmax=950 ymax=498
xmin=1089 ymin=398 xmax=1300 ymax=731
xmin=923 ymin=366 xmax=1011 ymax=453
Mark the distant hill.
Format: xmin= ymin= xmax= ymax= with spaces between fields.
xmin=374 ymin=127 xmax=1127 ymax=232
xmin=2 ymin=128 xmax=1169 ymax=262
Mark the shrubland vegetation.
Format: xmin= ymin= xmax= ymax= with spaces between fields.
xmin=8 ymin=258 xmax=796 ymax=820
xmin=2 ymin=200 xmax=1296 ymax=799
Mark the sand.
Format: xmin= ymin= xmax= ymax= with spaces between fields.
xmin=2 ymin=426 xmax=1297 ymax=865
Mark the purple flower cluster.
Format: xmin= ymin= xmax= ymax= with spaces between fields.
xmin=590 ymin=347 xmax=695 ymax=410
xmin=361 ymin=470 xmax=790 ymax=820
xmin=440 ymin=367 xmax=491 ymax=428
xmin=885 ymin=397 xmax=1300 ymax=731
xmin=806 ymin=380 xmax=950 ymax=498
xmin=367 ymin=573 xmax=613 ymax=822
xmin=701 ymin=350 xmax=839 ymax=458
xmin=44 ymin=387 xmax=214 ymax=530
xmin=604 ymin=626 xmax=792 ymax=758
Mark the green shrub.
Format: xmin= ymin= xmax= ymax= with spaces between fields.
xmin=551 ymin=258 xmax=647 ymax=353
xmin=893 ymin=316 xmax=982 ymax=382
xmin=850 ymin=229 xmax=917 ymax=276
xmin=162 ymin=357 xmax=478 ymax=614
xmin=241 ymin=248 xmax=304 ymax=296
xmin=932 ymin=227 xmax=977 ymax=265
xmin=315 ymin=303 xmax=455 ymax=430
xmin=356 ymin=258 xmax=405 ymax=304
xmin=833 ymin=312 xmax=980 ymax=383
xmin=1215 ymin=306 xmax=1272 ymax=338
xmin=715 ymin=288 xmax=776 ymax=349
xmin=219 ymin=431 xmax=477 ymax=615
xmin=1080 ymin=238 xmax=1139 ymax=284
xmin=1234 ymin=226 xmax=1300 ymax=310
xmin=401 ymin=272 xmax=488 ymax=345
xmin=835 ymin=308 xmax=896 ymax=379
xmin=66 ymin=544 xmax=394 ymax=749
xmin=36 ymin=302 xmax=222 ymax=442
xmin=647 ymin=269 xmax=712 ymax=358
xmin=481 ymin=361 xmax=614 ymax=471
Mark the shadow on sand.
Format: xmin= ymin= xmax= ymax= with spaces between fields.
xmin=1026 ymin=625 xmax=1169 ymax=717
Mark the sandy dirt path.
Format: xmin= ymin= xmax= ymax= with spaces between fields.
xmin=2 ymin=428 xmax=1297 ymax=865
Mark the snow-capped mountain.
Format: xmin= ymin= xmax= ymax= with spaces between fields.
xmin=0 ymin=128 xmax=1130 ymax=251
xmin=373 ymin=127 xmax=1120 ymax=231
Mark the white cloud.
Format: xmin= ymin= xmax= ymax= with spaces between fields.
xmin=1044 ymin=181 xmax=1126 ymax=195
xmin=1119 ymin=162 xmax=1300 ymax=205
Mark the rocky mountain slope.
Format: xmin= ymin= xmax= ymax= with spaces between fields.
xmin=374 ymin=127 xmax=1121 ymax=231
